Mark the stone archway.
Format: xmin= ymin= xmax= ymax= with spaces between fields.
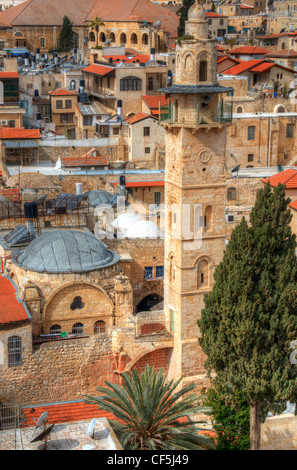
xmin=136 ymin=293 xmax=163 ymax=313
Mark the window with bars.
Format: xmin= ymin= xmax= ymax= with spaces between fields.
xmin=8 ymin=337 xmax=22 ymax=367
xmin=50 ymin=325 xmax=62 ymax=335
xmin=65 ymin=100 xmax=72 ymax=109
xmin=286 ymin=124 xmax=294 ymax=138
xmin=120 ymin=76 xmax=142 ymax=91
xmin=227 ymin=187 xmax=236 ymax=201
xmin=72 ymin=323 xmax=84 ymax=335
xmin=156 ymin=266 xmax=164 ymax=278
xmin=60 ymin=113 xmax=74 ymax=124
xmin=56 ymin=100 xmax=63 ymax=109
xmin=94 ymin=321 xmax=106 ymax=334
xmin=143 ymin=127 xmax=150 ymax=136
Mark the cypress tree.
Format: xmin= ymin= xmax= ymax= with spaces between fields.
xmin=178 ymin=0 xmax=195 ymax=38
xmin=198 ymin=182 xmax=297 ymax=449
xmin=58 ymin=16 xmax=74 ymax=52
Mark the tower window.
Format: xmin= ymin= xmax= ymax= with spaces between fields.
xmin=199 ymin=61 xmax=207 ymax=82
xmin=197 ymin=260 xmax=209 ymax=289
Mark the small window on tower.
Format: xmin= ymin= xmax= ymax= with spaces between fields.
xmin=199 ymin=61 xmax=207 ymax=82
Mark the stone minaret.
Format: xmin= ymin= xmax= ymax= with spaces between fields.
xmin=161 ymin=1 xmax=233 ymax=390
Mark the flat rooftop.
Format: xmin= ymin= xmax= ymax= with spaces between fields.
xmin=0 ymin=417 xmax=122 ymax=451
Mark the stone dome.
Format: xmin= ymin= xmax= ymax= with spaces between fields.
xmin=125 ymin=220 xmax=163 ymax=239
xmin=188 ymin=0 xmax=205 ymax=21
xmin=83 ymin=190 xmax=112 ymax=207
xmin=112 ymin=212 xmax=143 ymax=231
xmin=14 ymin=229 xmax=120 ymax=273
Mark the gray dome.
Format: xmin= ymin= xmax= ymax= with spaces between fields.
xmin=14 ymin=230 xmax=120 ymax=273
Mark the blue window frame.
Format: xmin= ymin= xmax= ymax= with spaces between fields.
xmin=156 ymin=266 xmax=164 ymax=278
xmin=145 ymin=266 xmax=153 ymax=279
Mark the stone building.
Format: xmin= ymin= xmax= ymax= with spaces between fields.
xmin=160 ymin=1 xmax=233 ymax=390
xmin=126 ymin=112 xmax=165 ymax=164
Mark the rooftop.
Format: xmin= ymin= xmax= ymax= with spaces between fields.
xmin=0 ymin=274 xmax=30 ymax=325
xmin=49 ymin=88 xmax=77 ymax=96
xmin=126 ymin=112 xmax=157 ymax=124
xmin=13 ymin=229 xmax=120 ymax=273
xmin=229 ymin=46 xmax=271 ymax=55
xmin=262 ymin=169 xmax=297 ymax=189
xmin=0 ymin=127 xmax=40 ymax=140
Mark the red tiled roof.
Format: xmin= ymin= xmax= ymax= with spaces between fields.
xmin=0 ymin=127 xmax=40 ymax=139
xmin=0 ymin=72 xmax=19 ymax=79
xmin=250 ymin=62 xmax=275 ymax=72
xmin=206 ymin=12 xmax=227 ymax=18
xmin=82 ymin=64 xmax=115 ymax=77
xmin=61 ymin=152 xmax=108 ymax=167
xmin=265 ymin=49 xmax=297 ymax=58
xmin=0 ymin=275 xmax=29 ymax=325
xmin=0 ymin=188 xmax=21 ymax=203
xmin=112 ymin=181 xmax=164 ymax=188
xmin=49 ymin=88 xmax=77 ymax=96
xmin=262 ymin=169 xmax=297 ymax=188
xmin=222 ymin=59 xmax=265 ymax=75
xmin=22 ymin=401 xmax=115 ymax=427
xmin=217 ymin=45 xmax=226 ymax=51
xmin=142 ymin=94 xmax=169 ymax=110
xmin=126 ymin=112 xmax=156 ymax=124
xmin=229 ymin=46 xmax=271 ymax=55
xmin=289 ymin=200 xmax=297 ymax=211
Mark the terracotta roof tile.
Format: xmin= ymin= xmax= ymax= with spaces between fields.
xmin=126 ymin=112 xmax=156 ymax=124
xmin=82 ymin=64 xmax=115 ymax=76
xmin=262 ymin=169 xmax=297 ymax=188
xmin=0 ymin=188 xmax=21 ymax=203
xmin=0 ymin=72 xmax=19 ymax=78
xmin=61 ymin=150 xmax=108 ymax=167
xmin=206 ymin=12 xmax=227 ymax=17
xmin=22 ymin=401 xmax=115 ymax=427
xmin=0 ymin=275 xmax=29 ymax=325
xmin=229 ymin=46 xmax=271 ymax=55
xmin=112 ymin=181 xmax=164 ymax=188
xmin=222 ymin=59 xmax=265 ymax=75
xmin=49 ymin=88 xmax=77 ymax=96
xmin=142 ymin=94 xmax=169 ymax=110
xmin=0 ymin=127 xmax=40 ymax=139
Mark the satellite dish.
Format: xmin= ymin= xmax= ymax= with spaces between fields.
xmin=154 ymin=20 xmax=161 ymax=28
xmin=31 ymin=423 xmax=55 ymax=445
xmin=35 ymin=411 xmax=48 ymax=428
xmin=232 ymin=164 xmax=241 ymax=173
xmin=104 ymin=38 xmax=112 ymax=46
xmin=86 ymin=418 xmax=97 ymax=438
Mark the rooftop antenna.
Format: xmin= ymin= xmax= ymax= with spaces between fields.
xmin=104 ymin=38 xmax=112 ymax=46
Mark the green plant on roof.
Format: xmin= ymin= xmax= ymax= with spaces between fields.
xmin=84 ymin=364 xmax=215 ymax=450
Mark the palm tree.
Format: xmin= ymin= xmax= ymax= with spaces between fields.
xmin=89 ymin=17 xmax=105 ymax=48
xmin=84 ymin=365 xmax=215 ymax=450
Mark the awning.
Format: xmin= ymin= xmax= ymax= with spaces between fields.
xmin=4 ymin=140 xmax=39 ymax=149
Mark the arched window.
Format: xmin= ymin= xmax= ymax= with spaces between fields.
xmin=174 ymin=99 xmax=179 ymax=122
xmin=131 ymin=33 xmax=138 ymax=45
xmin=40 ymin=37 xmax=45 ymax=47
xmin=148 ymin=77 xmax=154 ymax=91
xmin=94 ymin=320 xmax=106 ymax=334
xmin=110 ymin=32 xmax=116 ymax=43
xmin=227 ymin=187 xmax=236 ymax=201
xmin=72 ymin=323 xmax=84 ymax=335
xmin=237 ymin=106 xmax=243 ymax=113
xmin=8 ymin=336 xmax=22 ymax=367
xmin=89 ymin=31 xmax=96 ymax=42
xmin=50 ymin=324 xmax=62 ymax=335
xmin=120 ymin=33 xmax=127 ymax=45
xmin=277 ymin=106 xmax=285 ymax=113
xmin=199 ymin=60 xmax=207 ymax=82
xmin=120 ymin=76 xmax=142 ymax=91
xmin=185 ymin=54 xmax=194 ymax=71
xmin=142 ymin=33 xmax=149 ymax=45
xmin=100 ymin=32 xmax=106 ymax=43
xmin=197 ymin=259 xmax=209 ymax=289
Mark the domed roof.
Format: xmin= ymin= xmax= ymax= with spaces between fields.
xmin=14 ymin=229 xmax=120 ymax=273
xmin=112 ymin=212 xmax=143 ymax=231
xmin=125 ymin=220 xmax=163 ymax=239
xmin=188 ymin=0 xmax=205 ymax=21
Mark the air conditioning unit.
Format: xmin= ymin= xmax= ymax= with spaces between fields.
xmin=1 ymin=120 xmax=8 ymax=126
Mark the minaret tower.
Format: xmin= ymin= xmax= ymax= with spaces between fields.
xmin=161 ymin=1 xmax=233 ymax=390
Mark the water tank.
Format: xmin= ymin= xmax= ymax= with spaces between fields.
xmin=76 ymin=183 xmax=82 ymax=196
xmin=24 ymin=201 xmax=38 ymax=219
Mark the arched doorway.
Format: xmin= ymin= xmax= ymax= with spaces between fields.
xmin=136 ymin=294 xmax=163 ymax=313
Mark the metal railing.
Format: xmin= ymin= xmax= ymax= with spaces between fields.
xmin=165 ymin=100 xmax=233 ymax=126
xmin=0 ymin=403 xmax=20 ymax=431
xmin=135 ymin=312 xmax=172 ymax=342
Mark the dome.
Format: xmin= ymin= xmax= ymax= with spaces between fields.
xmin=188 ymin=0 xmax=205 ymax=21
xmin=14 ymin=229 xmax=120 ymax=273
xmin=125 ymin=220 xmax=163 ymax=239
xmin=112 ymin=212 xmax=143 ymax=231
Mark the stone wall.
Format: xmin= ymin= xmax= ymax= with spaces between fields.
xmin=261 ymin=414 xmax=297 ymax=450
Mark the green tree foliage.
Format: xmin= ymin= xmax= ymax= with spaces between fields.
xmin=178 ymin=0 xmax=195 ymax=38
xmin=204 ymin=383 xmax=250 ymax=450
xmin=58 ymin=16 xmax=75 ymax=52
xmin=84 ymin=365 xmax=215 ymax=450
xmin=198 ymin=183 xmax=297 ymax=449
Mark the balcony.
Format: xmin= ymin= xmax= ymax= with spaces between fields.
xmin=164 ymin=100 xmax=233 ymax=127
xmin=135 ymin=311 xmax=173 ymax=342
